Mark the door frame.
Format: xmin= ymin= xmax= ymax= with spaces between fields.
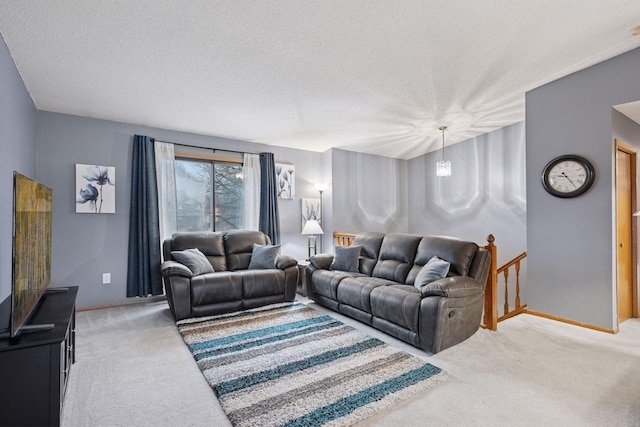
xmin=615 ymin=139 xmax=639 ymax=321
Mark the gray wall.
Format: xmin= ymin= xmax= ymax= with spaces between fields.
xmin=329 ymin=123 xmax=527 ymax=270
xmin=268 ymin=144 xmax=329 ymax=258
xmin=36 ymin=111 xmax=325 ymax=308
xmin=331 ymin=149 xmax=409 ymax=235
xmin=526 ymin=46 xmax=640 ymax=330
xmin=407 ymin=122 xmax=527 ymax=266
xmin=319 ymin=149 xmax=333 ymax=253
xmin=0 ymin=35 xmax=37 ymax=302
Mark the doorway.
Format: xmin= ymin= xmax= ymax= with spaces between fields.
xmin=615 ymin=140 xmax=638 ymax=324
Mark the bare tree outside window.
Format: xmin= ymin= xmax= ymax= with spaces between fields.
xmin=214 ymin=163 xmax=244 ymax=230
xmin=175 ymin=159 xmax=244 ymax=232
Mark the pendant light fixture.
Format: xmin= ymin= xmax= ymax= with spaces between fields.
xmin=436 ymin=125 xmax=451 ymax=177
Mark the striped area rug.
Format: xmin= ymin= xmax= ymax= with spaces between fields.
xmin=177 ymin=302 xmax=447 ymax=427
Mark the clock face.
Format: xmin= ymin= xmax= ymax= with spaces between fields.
xmin=542 ymin=155 xmax=595 ymax=198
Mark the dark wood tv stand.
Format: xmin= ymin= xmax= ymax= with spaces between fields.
xmin=0 ymin=286 xmax=78 ymax=426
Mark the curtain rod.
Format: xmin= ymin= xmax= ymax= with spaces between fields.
xmin=162 ymin=140 xmax=260 ymax=156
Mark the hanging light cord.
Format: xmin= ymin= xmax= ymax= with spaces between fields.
xmin=439 ymin=125 xmax=447 ymax=159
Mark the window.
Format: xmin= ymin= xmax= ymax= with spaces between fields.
xmin=175 ymin=158 xmax=244 ymax=232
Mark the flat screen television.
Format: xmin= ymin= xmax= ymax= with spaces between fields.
xmin=8 ymin=172 xmax=53 ymax=337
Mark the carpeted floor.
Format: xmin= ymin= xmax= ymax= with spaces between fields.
xmin=61 ymin=298 xmax=640 ymax=426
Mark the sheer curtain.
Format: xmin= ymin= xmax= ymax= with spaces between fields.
xmin=127 ymin=135 xmax=163 ymax=297
xmin=155 ymin=141 xmax=177 ymax=251
xmin=243 ymin=153 xmax=261 ymax=231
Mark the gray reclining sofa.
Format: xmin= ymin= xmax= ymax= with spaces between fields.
xmin=306 ymin=232 xmax=491 ymax=353
xmin=161 ymin=229 xmax=298 ymax=321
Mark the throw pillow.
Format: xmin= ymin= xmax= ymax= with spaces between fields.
xmin=248 ymin=244 xmax=281 ymax=269
xmin=414 ymin=256 xmax=450 ymax=289
xmin=330 ymin=245 xmax=361 ymax=272
xmin=170 ymin=248 xmax=214 ymax=276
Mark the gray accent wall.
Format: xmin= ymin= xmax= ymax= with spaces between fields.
xmin=331 ymin=149 xmax=408 ymax=235
xmin=407 ymin=122 xmax=527 ymax=266
xmin=328 ymin=123 xmax=527 ymax=268
xmin=36 ymin=111 xmax=325 ymax=308
xmin=526 ymin=46 xmax=640 ymax=330
xmin=0 ymin=35 xmax=37 ymax=302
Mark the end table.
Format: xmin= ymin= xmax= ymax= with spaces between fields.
xmin=296 ymin=260 xmax=310 ymax=297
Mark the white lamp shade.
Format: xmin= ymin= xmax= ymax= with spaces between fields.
xmin=436 ymin=160 xmax=452 ymax=177
xmin=314 ymin=182 xmax=328 ymax=192
xmin=302 ymin=219 xmax=324 ymax=235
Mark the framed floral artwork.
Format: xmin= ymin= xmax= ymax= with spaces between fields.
xmin=276 ymin=163 xmax=295 ymax=199
xmin=301 ymin=198 xmax=321 ymax=230
xmin=76 ymin=164 xmax=115 ymax=213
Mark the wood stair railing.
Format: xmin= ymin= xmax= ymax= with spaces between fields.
xmin=496 ymin=250 xmax=527 ymax=322
xmin=482 ymin=235 xmax=498 ymax=331
xmin=333 ymin=232 xmax=356 ymax=247
xmin=332 ymin=232 xmax=525 ymax=332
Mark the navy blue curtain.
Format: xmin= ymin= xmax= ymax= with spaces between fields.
xmin=127 ymin=135 xmax=163 ymax=297
xmin=259 ymin=152 xmax=281 ymax=244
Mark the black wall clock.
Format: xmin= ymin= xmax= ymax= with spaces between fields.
xmin=541 ymin=155 xmax=595 ymax=198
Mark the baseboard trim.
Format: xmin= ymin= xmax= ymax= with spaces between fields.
xmin=76 ymin=295 xmax=167 ymax=312
xmin=525 ymin=309 xmax=616 ymax=334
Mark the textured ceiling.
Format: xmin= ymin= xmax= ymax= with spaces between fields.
xmin=1 ymin=1 xmax=640 ymax=159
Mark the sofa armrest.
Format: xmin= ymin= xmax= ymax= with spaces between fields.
xmin=160 ymin=262 xmax=193 ymax=321
xmin=161 ymin=260 xmax=193 ymax=278
xmin=276 ymin=254 xmax=297 ymax=270
xmin=309 ymin=253 xmax=334 ymax=270
xmin=420 ymin=276 xmax=484 ymax=298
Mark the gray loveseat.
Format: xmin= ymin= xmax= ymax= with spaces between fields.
xmin=161 ymin=229 xmax=298 ymax=321
xmin=306 ymin=232 xmax=491 ymax=353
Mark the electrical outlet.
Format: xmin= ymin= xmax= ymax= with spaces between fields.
xmin=102 ymin=273 xmax=111 ymax=284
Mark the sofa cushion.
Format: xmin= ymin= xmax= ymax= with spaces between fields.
xmin=224 ymin=229 xmax=270 ymax=271
xmin=337 ymin=276 xmax=398 ymax=313
xmin=170 ymin=248 xmax=215 ymax=276
xmin=414 ymin=256 xmax=450 ymax=290
xmin=168 ymin=231 xmax=227 ymax=271
xmin=331 ymin=245 xmax=361 ymax=272
xmin=351 ymin=232 xmax=385 ymax=276
xmin=412 ymin=236 xmax=478 ymax=277
xmin=310 ymin=269 xmax=358 ymax=301
xmin=370 ymin=285 xmax=421 ymax=332
xmin=235 ymin=269 xmax=286 ymax=299
xmin=248 ymin=244 xmax=280 ymax=269
xmin=372 ymin=234 xmax=422 ymax=283
xmin=190 ymin=272 xmax=243 ymax=306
